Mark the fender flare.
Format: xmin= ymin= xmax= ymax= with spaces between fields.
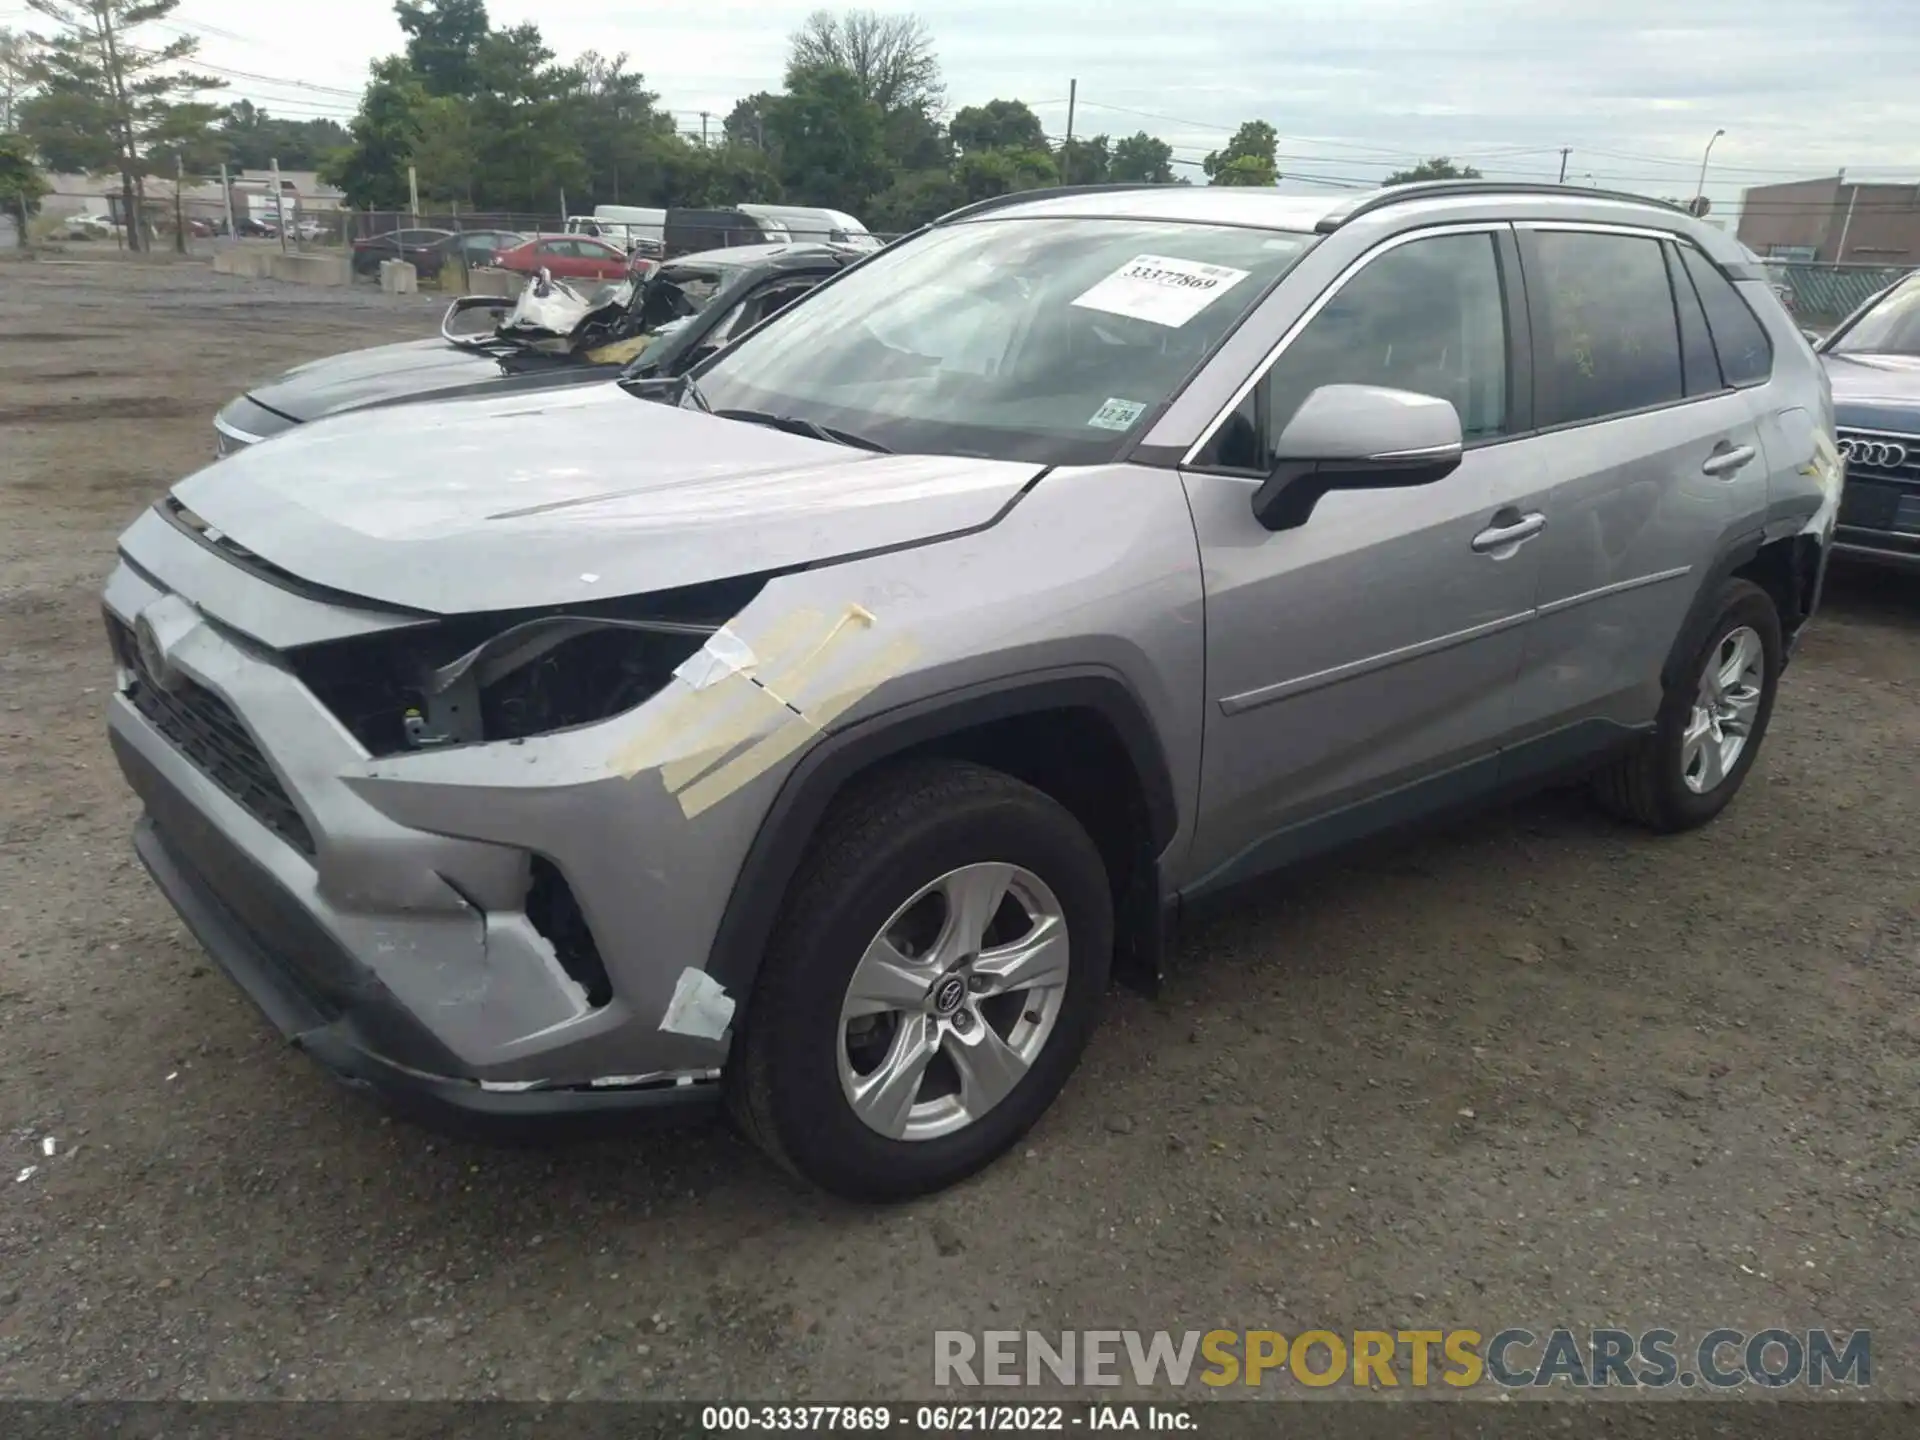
xmin=1660 ymin=527 xmax=1768 ymax=694
xmin=702 ymin=666 xmax=1180 ymax=1011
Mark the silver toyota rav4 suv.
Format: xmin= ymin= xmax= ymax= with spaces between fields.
xmin=104 ymin=182 xmax=1838 ymax=1200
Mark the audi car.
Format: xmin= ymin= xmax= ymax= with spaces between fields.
xmin=1818 ymin=269 xmax=1920 ymax=570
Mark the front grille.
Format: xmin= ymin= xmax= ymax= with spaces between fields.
xmin=1838 ymin=429 xmax=1920 ymax=536
xmin=107 ymin=615 xmax=316 ymax=857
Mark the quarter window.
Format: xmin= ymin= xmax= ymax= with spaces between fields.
xmin=1666 ymin=243 xmax=1724 ymax=396
xmin=1530 ymin=231 xmax=1685 ymax=426
xmin=1679 ymin=246 xmax=1774 ymax=386
xmin=1201 ymin=231 xmax=1510 ymax=472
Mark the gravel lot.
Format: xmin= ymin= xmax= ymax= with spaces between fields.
xmin=2 ymin=259 xmax=1917 ymax=1404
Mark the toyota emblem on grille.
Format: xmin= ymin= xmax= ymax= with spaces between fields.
xmin=1836 ymin=437 xmax=1911 ymax=470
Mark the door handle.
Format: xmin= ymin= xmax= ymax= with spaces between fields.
xmin=1471 ymin=510 xmax=1547 ymax=554
xmin=1702 ymin=443 xmax=1757 ymax=477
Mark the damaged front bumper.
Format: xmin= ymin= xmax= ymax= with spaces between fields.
xmin=128 ymin=809 xmax=719 ymax=1135
xmin=99 ymin=518 xmax=782 ymax=1135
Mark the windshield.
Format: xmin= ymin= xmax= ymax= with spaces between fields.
xmin=691 ymin=216 xmax=1316 ymax=463
xmin=1830 ymin=273 xmax=1920 ymax=356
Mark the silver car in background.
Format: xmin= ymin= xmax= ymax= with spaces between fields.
xmin=103 ymin=182 xmax=1835 ymax=1199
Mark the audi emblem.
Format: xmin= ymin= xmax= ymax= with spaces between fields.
xmin=1836 ymin=437 xmax=1911 ymax=470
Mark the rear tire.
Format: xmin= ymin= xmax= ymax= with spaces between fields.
xmin=729 ymin=760 xmax=1113 ymax=1202
xmin=1591 ymin=578 xmax=1783 ymax=833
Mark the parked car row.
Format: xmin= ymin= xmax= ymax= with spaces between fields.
xmin=214 ymin=241 xmax=866 ymax=451
xmin=112 ymin=182 xmax=1851 ymax=1202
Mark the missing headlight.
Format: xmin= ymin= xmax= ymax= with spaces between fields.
xmin=290 ymin=580 xmax=762 ymax=756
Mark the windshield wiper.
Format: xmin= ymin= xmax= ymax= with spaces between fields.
xmin=679 ymin=373 xmax=714 ymax=413
xmin=713 ymin=407 xmax=891 ymax=453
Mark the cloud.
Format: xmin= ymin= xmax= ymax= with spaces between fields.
xmin=171 ymin=0 xmax=1920 ymax=203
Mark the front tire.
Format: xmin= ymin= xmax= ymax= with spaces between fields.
xmin=1592 ymin=577 xmax=1783 ymax=832
xmin=730 ymin=760 xmax=1113 ymax=1201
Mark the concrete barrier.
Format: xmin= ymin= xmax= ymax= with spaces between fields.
xmin=379 ymin=258 xmax=418 ymax=295
xmin=271 ymin=252 xmax=351 ymax=287
xmin=212 ymin=246 xmax=275 ymax=278
xmin=214 ymin=246 xmax=350 ymax=285
xmin=468 ymin=266 xmax=527 ymax=299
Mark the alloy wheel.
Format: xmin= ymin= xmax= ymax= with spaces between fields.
xmin=836 ymin=862 xmax=1070 ymax=1142
xmin=1682 ymin=624 xmax=1765 ymax=795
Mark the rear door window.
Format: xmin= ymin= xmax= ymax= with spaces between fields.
xmin=1527 ymin=231 xmax=1686 ymax=426
xmin=1679 ymin=246 xmax=1774 ymax=387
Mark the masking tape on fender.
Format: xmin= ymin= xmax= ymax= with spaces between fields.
xmin=605 ymin=608 xmax=828 ymax=782
xmin=674 ymin=635 xmax=921 ymax=819
xmin=605 ymin=605 xmax=916 ymax=820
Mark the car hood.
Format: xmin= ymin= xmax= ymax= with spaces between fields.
xmin=247 ymin=338 xmax=601 ymax=423
xmin=172 ymin=382 xmax=1044 ymax=615
xmin=1821 ymin=351 xmax=1920 ymax=432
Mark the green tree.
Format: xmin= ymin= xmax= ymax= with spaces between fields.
xmin=1383 ymin=156 xmax=1481 ymax=184
xmin=948 ymin=98 xmax=1044 ymax=156
xmin=395 ymin=0 xmax=489 ymax=97
xmin=1109 ymin=130 xmax=1174 ymax=184
xmin=1057 ymin=132 xmax=1108 ymax=185
xmin=952 ymin=145 xmax=1057 ymax=204
xmin=724 ymin=90 xmax=775 ymax=151
xmin=1203 ymin=120 xmax=1277 ymax=187
xmin=865 ymin=164 xmax=956 ymax=231
xmin=563 ymin=51 xmax=675 ymax=208
xmin=408 ymin=92 xmax=474 ymax=203
xmin=322 ymin=55 xmax=423 ymax=210
xmin=657 ymin=138 xmax=781 ymax=207
xmin=218 ymin=100 xmax=349 ymax=171
xmin=462 ymin=24 xmax=586 ymax=213
xmin=881 ymin=101 xmax=946 ymax=172
xmin=19 ymin=0 xmax=225 ymax=250
xmin=765 ymin=64 xmax=886 ymax=215
xmin=0 ymin=131 xmax=50 ymax=240
xmin=787 ymin=8 xmax=942 ymax=115
xmin=0 ymin=28 xmax=30 ymax=133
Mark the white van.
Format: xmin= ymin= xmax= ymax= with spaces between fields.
xmin=568 ymin=205 xmax=667 ymax=255
xmin=736 ymin=203 xmax=881 ymax=250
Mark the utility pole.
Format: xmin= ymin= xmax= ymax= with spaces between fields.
xmin=700 ymin=111 xmax=710 ymax=147
xmin=271 ymin=156 xmax=287 ymax=254
xmin=1558 ymin=148 xmax=1570 ymax=183
xmin=1835 ymin=176 xmax=1859 ymax=264
xmin=219 ymin=161 xmax=236 ymax=239
xmin=1062 ymin=78 xmax=1077 ymax=186
xmin=173 ymin=152 xmax=186 ymax=255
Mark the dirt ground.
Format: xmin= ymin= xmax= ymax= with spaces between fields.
xmin=1 ymin=259 xmax=1917 ymax=1404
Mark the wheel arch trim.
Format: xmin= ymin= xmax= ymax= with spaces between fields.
xmin=702 ymin=666 xmax=1180 ymax=1014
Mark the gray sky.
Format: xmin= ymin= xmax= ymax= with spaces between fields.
xmin=19 ymin=0 xmax=1919 ymax=213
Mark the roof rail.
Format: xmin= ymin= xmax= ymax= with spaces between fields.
xmin=1313 ymin=180 xmax=1690 ymax=234
xmin=933 ymin=182 xmax=1178 ymax=227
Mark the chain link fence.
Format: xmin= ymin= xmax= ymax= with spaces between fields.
xmin=1755 ymin=259 xmax=1915 ymax=331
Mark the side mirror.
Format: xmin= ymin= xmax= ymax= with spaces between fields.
xmin=1251 ymin=384 xmax=1465 ymax=532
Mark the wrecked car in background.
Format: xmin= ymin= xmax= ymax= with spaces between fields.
xmin=210 ymin=243 xmax=868 ymax=455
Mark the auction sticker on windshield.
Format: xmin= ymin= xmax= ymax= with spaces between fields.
xmin=1072 ymin=254 xmax=1252 ymax=328
xmin=1087 ymin=397 xmax=1148 ymax=431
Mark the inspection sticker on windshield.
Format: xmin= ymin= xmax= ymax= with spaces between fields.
xmin=1072 ymin=254 xmax=1251 ymax=328
xmin=1087 ymin=397 xmax=1148 ymax=431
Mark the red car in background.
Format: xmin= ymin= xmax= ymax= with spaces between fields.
xmin=491 ymin=234 xmax=634 ymax=283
